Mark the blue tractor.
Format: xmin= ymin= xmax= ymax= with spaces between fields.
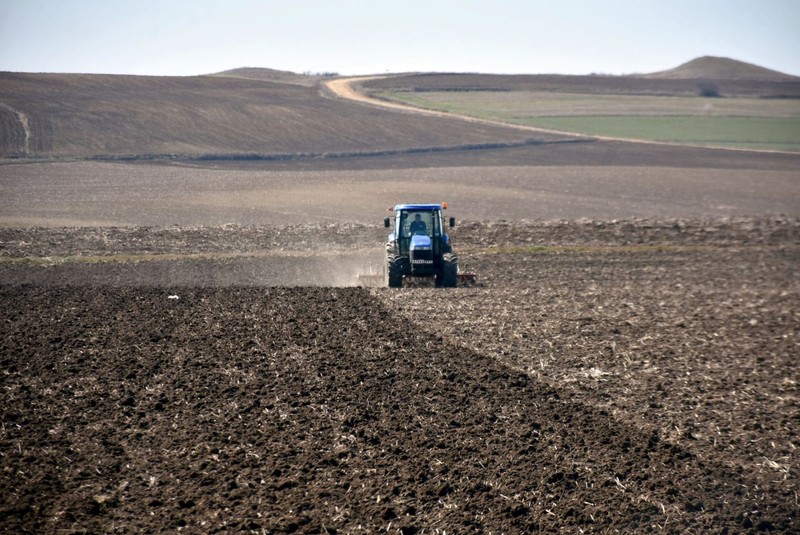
xmin=384 ymin=203 xmax=459 ymax=288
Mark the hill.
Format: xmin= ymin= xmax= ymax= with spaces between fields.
xmin=210 ymin=67 xmax=332 ymax=87
xmin=644 ymin=56 xmax=798 ymax=81
xmin=0 ymin=72 xmax=542 ymax=159
xmin=2 ymin=57 xmax=798 ymax=160
xmin=363 ymin=57 xmax=800 ymax=98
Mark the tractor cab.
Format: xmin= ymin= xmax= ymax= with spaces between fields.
xmin=385 ymin=204 xmax=453 ymax=256
xmin=383 ymin=203 xmax=458 ymax=287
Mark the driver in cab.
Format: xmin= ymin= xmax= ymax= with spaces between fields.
xmin=409 ymin=213 xmax=427 ymax=235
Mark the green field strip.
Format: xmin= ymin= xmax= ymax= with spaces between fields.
xmin=376 ymin=91 xmax=800 ymax=151
xmin=514 ymin=116 xmax=800 ymax=148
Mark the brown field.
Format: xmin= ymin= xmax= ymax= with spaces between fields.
xmin=2 ymin=140 xmax=799 ymax=227
xmin=2 ymin=219 xmax=798 ymax=533
xmin=4 ymin=58 xmax=798 ymax=161
xmin=1 ymin=61 xmax=800 ymax=532
xmin=0 ymin=72 xmax=545 ymax=159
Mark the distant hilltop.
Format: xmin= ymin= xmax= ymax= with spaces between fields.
xmin=208 ymin=57 xmax=798 ymax=84
xmin=1 ymin=55 xmax=797 ymax=159
xmin=210 ymin=67 xmax=338 ymax=86
xmin=644 ymin=56 xmax=798 ymax=81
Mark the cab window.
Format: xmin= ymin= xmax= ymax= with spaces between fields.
xmin=399 ymin=211 xmax=434 ymax=237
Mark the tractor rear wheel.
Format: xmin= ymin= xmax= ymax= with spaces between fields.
xmin=387 ymin=255 xmax=404 ymax=288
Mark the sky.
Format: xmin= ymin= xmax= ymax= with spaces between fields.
xmin=1 ymin=0 xmax=799 ymax=77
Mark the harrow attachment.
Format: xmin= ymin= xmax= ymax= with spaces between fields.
xmin=457 ymin=271 xmax=478 ymax=286
xmin=356 ymin=264 xmax=477 ymax=287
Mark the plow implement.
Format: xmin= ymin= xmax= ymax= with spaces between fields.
xmin=457 ymin=271 xmax=477 ymax=285
xmin=356 ymin=263 xmax=386 ymax=287
xmin=357 ymin=265 xmax=477 ymax=287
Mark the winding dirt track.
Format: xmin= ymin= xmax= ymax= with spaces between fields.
xmin=325 ymin=76 xmax=794 ymax=154
xmin=325 ymin=76 xmax=587 ymax=139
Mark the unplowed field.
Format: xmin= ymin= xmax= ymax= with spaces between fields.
xmin=2 ymin=218 xmax=797 ymax=533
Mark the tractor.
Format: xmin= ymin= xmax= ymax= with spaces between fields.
xmin=383 ymin=203 xmax=460 ymax=288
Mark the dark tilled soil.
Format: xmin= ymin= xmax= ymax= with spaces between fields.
xmin=1 ymin=219 xmax=798 ymax=533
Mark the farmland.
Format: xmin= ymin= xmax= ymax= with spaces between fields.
xmin=375 ymin=91 xmax=800 ymax=152
xmin=1 ymin=58 xmax=800 ymax=533
xmin=2 ymin=218 xmax=799 ymax=533
xmin=0 ymin=72 xmax=543 ymax=159
xmin=1 ymin=154 xmax=799 ymax=227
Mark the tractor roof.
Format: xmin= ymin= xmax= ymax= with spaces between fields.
xmin=394 ymin=203 xmax=443 ymax=211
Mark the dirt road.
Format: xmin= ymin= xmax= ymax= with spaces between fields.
xmin=325 ymin=76 xmax=590 ymax=139
xmin=326 ymin=76 xmax=796 ymax=154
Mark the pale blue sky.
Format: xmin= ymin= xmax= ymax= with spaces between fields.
xmin=1 ymin=0 xmax=798 ymax=76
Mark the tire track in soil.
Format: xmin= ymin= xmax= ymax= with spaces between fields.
xmin=1 ymin=287 xmax=792 ymax=533
xmin=0 ymin=103 xmax=31 ymax=155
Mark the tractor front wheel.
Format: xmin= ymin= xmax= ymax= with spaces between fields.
xmin=441 ymin=254 xmax=458 ymax=288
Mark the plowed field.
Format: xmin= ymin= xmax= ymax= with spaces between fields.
xmin=1 ymin=218 xmax=798 ymax=533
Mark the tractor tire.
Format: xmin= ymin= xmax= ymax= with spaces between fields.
xmin=441 ymin=254 xmax=458 ymax=288
xmin=387 ymin=255 xmax=404 ymax=288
